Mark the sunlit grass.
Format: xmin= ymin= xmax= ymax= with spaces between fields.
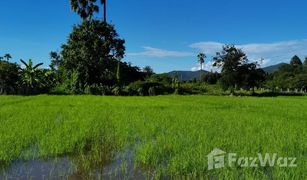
xmin=0 ymin=95 xmax=306 ymax=179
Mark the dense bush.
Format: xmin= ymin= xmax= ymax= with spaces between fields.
xmin=201 ymin=72 xmax=221 ymax=84
xmin=180 ymin=82 xmax=207 ymax=95
xmin=128 ymin=81 xmax=172 ymax=96
xmin=0 ymin=60 xmax=20 ymax=95
xmin=0 ymin=59 xmax=57 ymax=95
xmin=146 ymin=74 xmax=173 ymax=86
xmin=266 ymin=62 xmax=307 ymax=91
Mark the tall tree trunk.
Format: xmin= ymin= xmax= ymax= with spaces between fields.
xmin=200 ymin=62 xmax=203 ymax=81
xmin=116 ymin=60 xmax=121 ymax=85
xmin=103 ymin=0 xmax=107 ymax=22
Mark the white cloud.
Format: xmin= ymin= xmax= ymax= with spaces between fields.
xmin=127 ymin=39 xmax=307 ymax=71
xmin=190 ymin=39 xmax=307 ymax=67
xmin=191 ymin=64 xmax=203 ymax=71
xmin=190 ymin=42 xmax=224 ymax=55
xmin=128 ymin=46 xmax=193 ymax=58
xmin=191 ymin=61 xmax=220 ymax=72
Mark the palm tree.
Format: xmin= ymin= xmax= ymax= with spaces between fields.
xmin=4 ymin=54 xmax=12 ymax=61
xmin=197 ymin=53 xmax=206 ymax=80
xmin=70 ymin=0 xmax=107 ymax=22
xmin=70 ymin=0 xmax=99 ymax=20
xmin=101 ymin=0 xmax=107 ymax=22
xmin=197 ymin=53 xmax=206 ymax=71
xmin=20 ymin=59 xmax=44 ymax=93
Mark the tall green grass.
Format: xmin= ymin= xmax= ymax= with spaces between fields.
xmin=0 ymin=95 xmax=306 ymax=179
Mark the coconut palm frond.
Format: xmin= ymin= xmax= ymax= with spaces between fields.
xmin=20 ymin=59 xmax=29 ymax=68
xmin=33 ymin=63 xmax=44 ymax=69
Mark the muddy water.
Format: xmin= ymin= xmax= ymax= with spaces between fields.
xmin=0 ymin=148 xmax=151 ymax=180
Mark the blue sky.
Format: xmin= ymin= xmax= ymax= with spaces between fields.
xmin=1 ymin=0 xmax=307 ymax=73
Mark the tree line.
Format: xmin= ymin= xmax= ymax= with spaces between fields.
xmin=266 ymin=56 xmax=307 ymax=92
xmin=2 ymin=46 xmax=306 ymax=96
xmin=0 ymin=0 xmax=306 ymax=96
xmin=0 ymin=0 xmax=149 ymax=95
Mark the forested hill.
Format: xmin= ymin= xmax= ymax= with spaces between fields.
xmin=165 ymin=63 xmax=287 ymax=81
xmin=166 ymin=70 xmax=209 ymax=81
xmin=262 ymin=63 xmax=287 ymax=73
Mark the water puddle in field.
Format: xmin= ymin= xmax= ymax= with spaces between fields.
xmin=0 ymin=148 xmax=152 ymax=180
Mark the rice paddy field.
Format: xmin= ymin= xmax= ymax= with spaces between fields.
xmin=0 ymin=95 xmax=306 ymax=179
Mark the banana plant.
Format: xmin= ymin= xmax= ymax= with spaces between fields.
xmin=20 ymin=59 xmax=44 ymax=90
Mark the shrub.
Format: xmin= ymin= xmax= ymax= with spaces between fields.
xmin=49 ymin=84 xmax=70 ymax=95
xmin=0 ymin=61 xmax=20 ymax=95
xmin=174 ymin=88 xmax=183 ymax=95
xmin=123 ymin=86 xmax=136 ymax=96
xmin=112 ymin=86 xmax=122 ymax=96
xmin=136 ymin=87 xmax=144 ymax=96
xmin=180 ymin=82 xmax=207 ymax=95
xmin=148 ymin=87 xmax=156 ymax=96
xmin=128 ymin=81 xmax=171 ymax=96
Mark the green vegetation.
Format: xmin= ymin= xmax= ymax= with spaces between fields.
xmin=1 ymin=0 xmax=306 ymax=179
xmin=213 ymin=45 xmax=266 ymax=94
xmin=266 ymin=56 xmax=307 ymax=92
xmin=0 ymin=0 xmax=306 ymax=96
xmin=70 ymin=0 xmax=107 ymax=22
xmin=0 ymin=60 xmax=19 ymax=94
xmin=0 ymin=96 xmax=306 ymax=178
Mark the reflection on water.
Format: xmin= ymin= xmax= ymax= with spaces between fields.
xmin=0 ymin=158 xmax=75 ymax=179
xmin=0 ymin=148 xmax=151 ymax=180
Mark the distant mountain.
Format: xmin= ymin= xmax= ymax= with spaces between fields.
xmin=165 ymin=63 xmax=286 ymax=81
xmin=167 ymin=70 xmax=209 ymax=81
xmin=262 ymin=63 xmax=287 ymax=73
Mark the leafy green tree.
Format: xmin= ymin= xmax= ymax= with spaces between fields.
xmin=213 ymin=45 xmax=248 ymax=93
xmin=213 ymin=45 xmax=266 ymax=93
xmin=61 ymin=20 xmax=125 ymax=92
xmin=20 ymin=59 xmax=44 ymax=94
xmin=291 ymin=74 xmax=307 ymax=91
xmin=146 ymin=74 xmax=172 ymax=86
xmin=122 ymin=63 xmax=144 ymax=85
xmin=70 ymin=0 xmax=107 ymax=21
xmin=0 ymin=60 xmax=20 ymax=94
xmin=143 ymin=66 xmax=154 ymax=77
xmin=49 ymin=51 xmax=62 ymax=71
xmin=266 ymin=64 xmax=294 ymax=91
xmin=237 ymin=63 xmax=266 ymax=93
xmin=265 ymin=59 xmax=307 ymax=92
xmin=202 ymin=72 xmax=221 ymax=84
xmin=290 ymin=55 xmax=302 ymax=66
xmin=49 ymin=51 xmax=64 ymax=87
xmin=40 ymin=69 xmax=58 ymax=93
xmin=304 ymin=57 xmax=307 ymax=66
